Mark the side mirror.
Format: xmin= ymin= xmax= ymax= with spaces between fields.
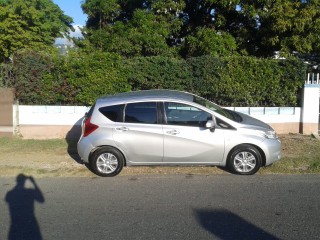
xmin=206 ymin=120 xmax=216 ymax=132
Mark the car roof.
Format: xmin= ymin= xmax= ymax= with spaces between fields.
xmin=96 ymin=89 xmax=195 ymax=105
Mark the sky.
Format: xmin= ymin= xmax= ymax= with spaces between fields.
xmin=53 ymin=0 xmax=87 ymax=26
xmin=53 ymin=0 xmax=87 ymax=43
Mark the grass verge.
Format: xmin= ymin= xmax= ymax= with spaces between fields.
xmin=0 ymin=134 xmax=319 ymax=177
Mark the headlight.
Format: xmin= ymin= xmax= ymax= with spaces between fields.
xmin=264 ymin=130 xmax=278 ymax=139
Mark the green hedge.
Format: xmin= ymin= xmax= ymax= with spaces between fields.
xmin=1 ymin=51 xmax=307 ymax=106
xmin=123 ymin=57 xmax=193 ymax=91
xmin=124 ymin=55 xmax=306 ymax=106
xmin=1 ymin=50 xmax=131 ymax=105
xmin=63 ymin=51 xmax=130 ymax=105
xmin=186 ymin=56 xmax=306 ymax=106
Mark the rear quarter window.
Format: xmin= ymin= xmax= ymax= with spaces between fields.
xmin=84 ymin=104 xmax=95 ymax=121
xmin=99 ymin=104 xmax=124 ymax=122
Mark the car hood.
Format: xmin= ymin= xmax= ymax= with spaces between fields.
xmin=234 ymin=111 xmax=273 ymax=131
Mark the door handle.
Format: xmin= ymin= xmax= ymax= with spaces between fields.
xmin=166 ymin=130 xmax=180 ymax=135
xmin=115 ymin=127 xmax=129 ymax=132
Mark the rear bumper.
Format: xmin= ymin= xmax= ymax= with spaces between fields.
xmin=77 ymin=137 xmax=94 ymax=163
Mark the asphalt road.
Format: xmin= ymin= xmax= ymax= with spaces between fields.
xmin=1 ymin=174 xmax=320 ymax=240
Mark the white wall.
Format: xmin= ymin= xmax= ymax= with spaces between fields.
xmin=225 ymin=107 xmax=301 ymax=124
xmin=16 ymin=105 xmax=302 ymax=139
xmin=18 ymin=105 xmax=90 ymax=125
xmin=12 ymin=78 xmax=320 ymax=139
xmin=18 ymin=105 xmax=301 ymax=126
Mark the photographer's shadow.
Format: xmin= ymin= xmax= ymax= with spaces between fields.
xmin=5 ymin=174 xmax=45 ymax=240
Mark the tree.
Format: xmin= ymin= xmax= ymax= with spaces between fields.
xmin=236 ymin=0 xmax=320 ymax=57
xmin=81 ymin=4 xmax=175 ymax=57
xmin=0 ymin=0 xmax=73 ymax=59
xmin=183 ymin=27 xmax=237 ymax=57
xmin=81 ymin=0 xmax=122 ymax=29
xmin=181 ymin=0 xmax=320 ymax=58
xmin=80 ymin=0 xmax=239 ymax=58
xmin=80 ymin=0 xmax=320 ymax=60
xmin=148 ymin=0 xmax=185 ymax=46
xmin=182 ymin=0 xmax=240 ymax=31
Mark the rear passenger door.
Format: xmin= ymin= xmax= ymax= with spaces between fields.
xmin=112 ymin=102 xmax=163 ymax=164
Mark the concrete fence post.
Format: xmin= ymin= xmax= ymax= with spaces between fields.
xmin=301 ymin=83 xmax=320 ymax=134
xmin=0 ymin=88 xmax=14 ymax=137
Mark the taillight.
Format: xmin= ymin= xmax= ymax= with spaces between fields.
xmin=83 ymin=116 xmax=99 ymax=137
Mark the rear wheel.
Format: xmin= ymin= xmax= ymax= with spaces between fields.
xmin=227 ymin=145 xmax=262 ymax=175
xmin=90 ymin=147 xmax=124 ymax=177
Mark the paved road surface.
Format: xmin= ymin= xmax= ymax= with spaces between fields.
xmin=1 ymin=174 xmax=320 ymax=240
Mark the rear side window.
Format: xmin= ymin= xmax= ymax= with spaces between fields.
xmin=125 ymin=102 xmax=157 ymax=124
xmin=84 ymin=104 xmax=95 ymax=121
xmin=99 ymin=104 xmax=124 ymax=122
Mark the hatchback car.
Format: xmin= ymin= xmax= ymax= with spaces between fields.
xmin=77 ymin=90 xmax=281 ymax=177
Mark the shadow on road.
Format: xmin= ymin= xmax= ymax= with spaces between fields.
xmin=195 ymin=208 xmax=279 ymax=240
xmin=5 ymin=174 xmax=45 ymax=240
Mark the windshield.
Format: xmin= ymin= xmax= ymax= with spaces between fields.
xmin=192 ymin=95 xmax=236 ymax=121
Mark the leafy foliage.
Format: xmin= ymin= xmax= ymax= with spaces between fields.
xmin=7 ymin=50 xmax=54 ymax=104
xmin=0 ymin=0 xmax=73 ymax=59
xmin=183 ymin=27 xmax=237 ymax=57
xmin=123 ymin=56 xmax=193 ymax=91
xmin=126 ymin=55 xmax=306 ymax=106
xmin=0 ymin=0 xmax=312 ymax=107
xmin=79 ymin=0 xmax=320 ymax=61
xmin=62 ymin=50 xmax=131 ymax=105
xmin=238 ymin=0 xmax=320 ymax=57
xmin=0 ymin=51 xmax=306 ymax=106
xmin=81 ymin=9 xmax=174 ymax=57
xmin=1 ymin=50 xmax=132 ymax=105
xmin=189 ymin=56 xmax=307 ymax=106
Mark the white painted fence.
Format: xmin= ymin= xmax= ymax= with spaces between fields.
xmin=16 ymin=105 xmax=302 ymax=139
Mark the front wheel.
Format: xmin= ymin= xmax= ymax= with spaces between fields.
xmin=90 ymin=147 xmax=124 ymax=177
xmin=227 ymin=145 xmax=262 ymax=175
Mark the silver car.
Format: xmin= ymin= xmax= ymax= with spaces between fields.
xmin=77 ymin=90 xmax=281 ymax=177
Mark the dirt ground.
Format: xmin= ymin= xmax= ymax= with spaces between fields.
xmin=0 ymin=134 xmax=319 ymax=177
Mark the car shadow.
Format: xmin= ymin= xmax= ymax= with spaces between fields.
xmin=217 ymin=166 xmax=234 ymax=174
xmin=194 ymin=208 xmax=279 ymax=240
xmin=65 ymin=118 xmax=95 ymax=174
xmin=65 ymin=118 xmax=83 ymax=164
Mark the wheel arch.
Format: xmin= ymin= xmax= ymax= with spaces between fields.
xmin=89 ymin=145 xmax=127 ymax=166
xmin=227 ymin=143 xmax=266 ymax=167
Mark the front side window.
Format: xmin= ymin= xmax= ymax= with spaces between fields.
xmin=125 ymin=102 xmax=157 ymax=124
xmin=165 ymin=102 xmax=212 ymax=127
xmin=192 ymin=95 xmax=237 ymax=121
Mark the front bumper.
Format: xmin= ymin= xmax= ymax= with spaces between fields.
xmin=260 ymin=138 xmax=282 ymax=166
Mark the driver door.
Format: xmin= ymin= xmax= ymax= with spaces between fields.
xmin=163 ymin=102 xmax=225 ymax=164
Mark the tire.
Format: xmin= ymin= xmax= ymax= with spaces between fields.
xmin=227 ymin=145 xmax=262 ymax=175
xmin=90 ymin=147 xmax=124 ymax=177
